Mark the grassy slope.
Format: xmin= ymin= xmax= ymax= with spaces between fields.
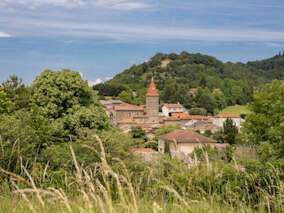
xmin=219 ymin=105 xmax=251 ymax=116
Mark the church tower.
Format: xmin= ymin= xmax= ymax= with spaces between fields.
xmin=146 ymin=78 xmax=159 ymax=124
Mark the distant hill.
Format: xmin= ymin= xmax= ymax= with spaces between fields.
xmin=94 ymin=51 xmax=284 ymax=115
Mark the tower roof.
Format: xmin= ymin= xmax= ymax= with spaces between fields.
xmin=146 ymin=79 xmax=159 ymax=97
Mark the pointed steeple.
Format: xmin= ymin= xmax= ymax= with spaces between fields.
xmin=146 ymin=78 xmax=159 ymax=97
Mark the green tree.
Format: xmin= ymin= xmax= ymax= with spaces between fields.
xmin=244 ymin=80 xmax=284 ymax=165
xmin=222 ymin=118 xmax=239 ymax=145
xmin=118 ymin=90 xmax=133 ymax=104
xmin=32 ymin=69 xmax=94 ymax=119
xmin=0 ymin=75 xmax=30 ymax=112
xmin=0 ymin=87 xmax=14 ymax=113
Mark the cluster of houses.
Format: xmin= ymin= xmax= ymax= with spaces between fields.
xmin=100 ymin=79 xmax=243 ymax=162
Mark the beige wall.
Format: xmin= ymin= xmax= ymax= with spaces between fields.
xmin=213 ymin=118 xmax=241 ymax=129
xmin=158 ymin=139 xmax=216 ymax=155
xmin=162 ymin=106 xmax=184 ymax=117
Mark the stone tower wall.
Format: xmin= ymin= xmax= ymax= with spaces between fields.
xmin=146 ymin=96 xmax=159 ymax=123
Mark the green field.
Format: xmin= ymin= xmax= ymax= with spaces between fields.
xmin=219 ymin=105 xmax=251 ymax=116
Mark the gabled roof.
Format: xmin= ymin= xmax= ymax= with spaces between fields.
xmin=114 ymin=103 xmax=144 ymax=111
xmin=214 ymin=113 xmax=240 ymax=118
xmin=146 ymin=79 xmax=159 ymax=97
xmin=158 ymin=129 xmax=217 ymax=144
xmin=163 ymin=104 xmax=183 ymax=108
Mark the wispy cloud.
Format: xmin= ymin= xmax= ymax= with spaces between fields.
xmin=1 ymin=0 xmax=151 ymax=9
xmin=0 ymin=31 xmax=11 ymax=38
xmin=7 ymin=17 xmax=284 ymax=42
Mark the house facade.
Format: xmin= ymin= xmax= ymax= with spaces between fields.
xmin=162 ymin=104 xmax=185 ymax=117
xmin=158 ymin=129 xmax=219 ymax=157
xmin=213 ymin=113 xmax=242 ymax=129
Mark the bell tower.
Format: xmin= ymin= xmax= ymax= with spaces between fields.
xmin=146 ymin=78 xmax=159 ymax=124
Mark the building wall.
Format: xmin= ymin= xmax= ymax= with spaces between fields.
xmin=162 ymin=106 xmax=184 ymax=117
xmin=146 ymin=96 xmax=159 ymax=123
xmin=158 ymin=139 xmax=217 ymax=155
xmin=213 ymin=118 xmax=241 ymax=129
xmin=164 ymin=120 xmax=182 ymax=125
xmin=114 ymin=110 xmax=144 ymax=123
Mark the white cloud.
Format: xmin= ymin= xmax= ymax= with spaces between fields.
xmin=88 ymin=78 xmax=102 ymax=86
xmin=1 ymin=0 xmax=150 ymax=9
xmin=105 ymin=76 xmax=113 ymax=81
xmin=95 ymin=1 xmax=150 ymax=10
xmin=0 ymin=32 xmax=11 ymax=38
xmin=8 ymin=17 xmax=284 ymax=42
xmin=2 ymin=0 xmax=86 ymax=8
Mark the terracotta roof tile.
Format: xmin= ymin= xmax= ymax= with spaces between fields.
xmin=118 ymin=118 xmax=136 ymax=124
xmin=133 ymin=115 xmax=148 ymax=119
xmin=187 ymin=115 xmax=209 ymax=120
xmin=164 ymin=117 xmax=180 ymax=121
xmin=114 ymin=103 xmax=144 ymax=111
xmin=146 ymin=79 xmax=159 ymax=97
xmin=172 ymin=113 xmax=192 ymax=120
xmin=164 ymin=104 xmax=183 ymax=108
xmin=158 ymin=129 xmax=217 ymax=144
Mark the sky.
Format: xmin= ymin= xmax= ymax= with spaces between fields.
xmin=0 ymin=0 xmax=284 ymax=85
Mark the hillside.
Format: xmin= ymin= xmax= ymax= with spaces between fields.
xmin=94 ymin=51 xmax=284 ymax=114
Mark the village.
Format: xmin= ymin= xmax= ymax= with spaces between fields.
xmin=100 ymin=79 xmax=244 ymax=163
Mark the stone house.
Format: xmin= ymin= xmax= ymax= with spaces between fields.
xmin=213 ymin=113 xmax=242 ymax=129
xmin=113 ymin=104 xmax=145 ymax=125
xmin=158 ymin=129 xmax=220 ymax=157
xmin=162 ymin=104 xmax=185 ymax=117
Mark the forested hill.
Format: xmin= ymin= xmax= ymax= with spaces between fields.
xmin=94 ymin=51 xmax=284 ymax=114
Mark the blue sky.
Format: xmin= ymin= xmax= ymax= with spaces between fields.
xmin=0 ymin=0 xmax=284 ymax=85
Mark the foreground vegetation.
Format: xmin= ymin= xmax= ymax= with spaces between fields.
xmin=0 ymin=69 xmax=284 ymax=212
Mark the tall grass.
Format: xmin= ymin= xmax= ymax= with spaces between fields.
xmin=0 ymin=136 xmax=283 ymax=213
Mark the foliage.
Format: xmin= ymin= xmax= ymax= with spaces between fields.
xmin=0 ymin=70 xmax=112 ymax=176
xmin=155 ymin=124 xmax=180 ymax=136
xmin=243 ymin=80 xmax=284 ymax=167
xmin=214 ymin=118 xmax=239 ymax=145
xmin=220 ymin=105 xmax=251 ymax=116
xmin=130 ymin=126 xmax=147 ymax=140
xmin=189 ymin=107 xmax=207 ymax=115
xmin=223 ymin=118 xmax=239 ymax=145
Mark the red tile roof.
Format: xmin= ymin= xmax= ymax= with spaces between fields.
xmin=164 ymin=117 xmax=180 ymax=121
xmin=187 ymin=115 xmax=209 ymax=120
xmin=146 ymin=79 xmax=159 ymax=97
xmin=214 ymin=113 xmax=240 ymax=118
xmin=114 ymin=103 xmax=144 ymax=111
xmin=158 ymin=129 xmax=217 ymax=144
xmin=118 ymin=118 xmax=136 ymax=124
xmin=132 ymin=148 xmax=157 ymax=153
xmin=172 ymin=113 xmax=192 ymax=120
xmin=133 ymin=115 xmax=148 ymax=119
xmin=163 ymin=104 xmax=183 ymax=108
